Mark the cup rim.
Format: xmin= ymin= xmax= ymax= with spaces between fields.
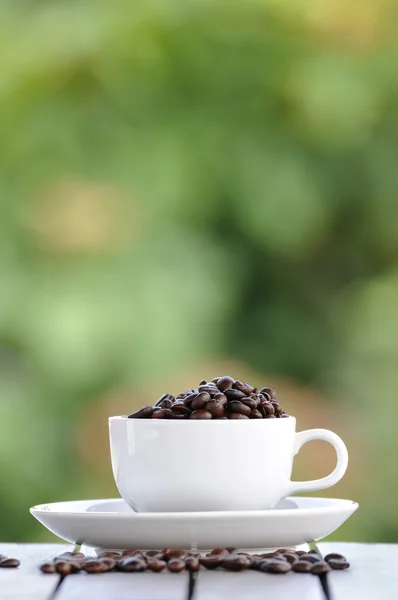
xmin=109 ymin=415 xmax=295 ymax=423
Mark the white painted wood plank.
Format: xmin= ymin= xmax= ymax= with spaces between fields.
xmin=0 ymin=543 xmax=72 ymax=600
xmin=194 ymin=570 xmax=323 ymax=600
xmin=57 ymin=572 xmax=188 ymax=600
xmin=318 ymin=542 xmax=398 ymax=600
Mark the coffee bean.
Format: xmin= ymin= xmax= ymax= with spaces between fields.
xmin=122 ymin=549 xmax=143 ymax=557
xmin=234 ymin=381 xmax=254 ymax=395
xmin=250 ymin=409 xmax=263 ymax=418
xmin=82 ymin=560 xmax=104 ymax=574
xmin=145 ymin=550 xmax=160 ymax=557
xmin=147 ymin=558 xmax=167 ymax=572
xmin=213 ymin=392 xmax=228 ymax=405
xmin=222 ymin=556 xmax=251 ymax=571
xmin=216 ymin=376 xmax=235 ymax=391
xmin=296 ymin=551 xmax=307 ymax=556
xmin=119 ymin=557 xmax=146 ymax=572
xmin=224 ymin=388 xmax=246 ymax=401
xmin=228 ymin=412 xmax=249 ymax=419
xmin=324 ymin=552 xmax=347 ymax=562
xmin=55 ymin=561 xmax=73 ymax=575
xmin=167 ymin=559 xmax=185 ymax=573
xmin=284 ymin=552 xmax=299 ymax=564
xmin=189 ymin=409 xmax=212 ymax=419
xmin=261 ymin=387 xmax=277 ymax=399
xmin=328 ymin=559 xmax=350 ymax=570
xmin=163 ymin=550 xmax=186 ymax=561
xmin=0 ymin=558 xmax=20 ymax=568
xmin=71 ymin=552 xmax=85 ymax=559
xmin=205 ymin=399 xmax=225 ymax=418
xmin=185 ymin=556 xmax=200 ymax=572
xmin=293 ymin=560 xmax=312 ymax=573
xmin=162 ymin=547 xmax=174 ymax=555
xmin=225 ymin=547 xmax=238 ymax=554
xmin=259 ymin=559 xmax=291 ymax=574
xmin=191 ymin=392 xmax=211 ymax=410
xmin=265 ymin=414 xmax=276 ymax=419
xmin=311 ymin=561 xmax=332 ymax=574
xmin=99 ymin=558 xmax=117 ymax=571
xmin=171 ymin=402 xmax=191 ymax=416
xmin=198 ymin=384 xmax=219 ymax=395
xmin=200 ymin=556 xmax=223 ymax=569
xmin=210 ymin=548 xmax=229 ymax=557
xmin=151 ymin=408 xmax=171 ymax=419
xmin=183 ymin=392 xmax=198 ymax=407
xmin=260 ymin=402 xmax=275 ymax=416
xmin=199 ymin=379 xmax=207 ymax=385
xmin=241 ymin=397 xmax=257 ymax=410
xmin=300 ymin=554 xmax=321 ymax=564
xmin=156 ymin=393 xmax=175 ymax=406
xmin=227 ymin=401 xmax=251 ymax=416
xmin=40 ymin=563 xmax=56 ymax=574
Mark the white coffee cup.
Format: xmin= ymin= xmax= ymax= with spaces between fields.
xmin=109 ymin=416 xmax=348 ymax=512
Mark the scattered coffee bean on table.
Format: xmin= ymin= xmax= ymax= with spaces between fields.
xmin=127 ymin=376 xmax=289 ymax=420
xmin=39 ymin=548 xmax=350 ymax=576
xmin=0 ymin=557 xmax=20 ymax=568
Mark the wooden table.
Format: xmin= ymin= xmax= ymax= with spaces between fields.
xmin=1 ymin=542 xmax=396 ymax=600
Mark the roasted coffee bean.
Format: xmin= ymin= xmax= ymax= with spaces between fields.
xmin=284 ymin=552 xmax=299 ymax=564
xmin=216 ymin=376 xmax=235 ymax=391
xmin=55 ymin=561 xmax=73 ymax=575
xmin=185 ymin=556 xmax=200 ymax=571
xmin=199 ymin=379 xmax=207 ymax=385
xmin=83 ymin=560 xmax=105 ymax=574
xmin=198 ymin=384 xmax=218 ymax=395
xmin=261 ymin=387 xmax=277 ymax=399
xmin=205 ymin=399 xmax=225 ymax=418
xmin=71 ymin=552 xmax=85 ymax=559
xmin=212 ymin=377 xmax=221 ymax=383
xmin=234 ymin=381 xmax=255 ymax=395
xmin=328 ymin=559 xmax=350 ymax=570
xmin=167 ymin=559 xmax=186 ymax=573
xmin=296 ymin=551 xmax=307 ymax=556
xmin=213 ymin=392 xmax=228 ymax=405
xmin=311 ymin=561 xmax=332 ymax=574
xmin=191 ymin=392 xmax=211 ymax=410
xmin=122 ymin=549 xmax=143 ymax=557
xmin=227 ymin=401 xmax=251 ymax=416
xmin=228 ymin=412 xmax=249 ymax=419
xmin=250 ymin=409 xmax=263 ymax=418
xmin=210 ymin=548 xmax=229 ymax=557
xmin=199 ymin=556 xmax=224 ymax=569
xmin=225 ymin=547 xmax=238 ymax=554
xmin=222 ymin=556 xmax=251 ymax=571
xmin=224 ymin=388 xmax=246 ymax=401
xmin=264 ymin=413 xmax=276 ymax=419
xmin=260 ymin=401 xmax=275 ymax=415
xmin=147 ymin=558 xmax=167 ymax=572
xmin=40 ymin=563 xmax=56 ymax=574
xmin=99 ymin=558 xmax=117 ymax=571
xmin=324 ymin=552 xmax=347 ymax=562
xmin=183 ymin=392 xmax=198 ymax=407
xmin=119 ymin=557 xmax=146 ymax=572
xmin=259 ymin=552 xmax=280 ymax=559
xmin=163 ymin=550 xmax=186 ymax=561
xmin=259 ymin=559 xmax=291 ymax=574
xmin=170 ymin=402 xmax=191 ymax=416
xmin=293 ymin=560 xmax=312 ymax=573
xmin=189 ymin=409 xmax=212 ymax=419
xmin=159 ymin=399 xmax=173 ymax=409
xmin=151 ymin=408 xmax=171 ymax=419
xmin=0 ymin=558 xmax=20 ymax=568
xmin=300 ymin=554 xmax=321 ymax=564
xmin=145 ymin=550 xmax=160 ymax=557
xmin=241 ymin=397 xmax=257 ymax=410
xmin=156 ymin=393 xmax=175 ymax=406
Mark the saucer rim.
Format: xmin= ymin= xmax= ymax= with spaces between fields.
xmin=30 ymin=496 xmax=359 ymax=519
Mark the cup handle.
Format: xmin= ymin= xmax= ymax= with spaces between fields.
xmin=289 ymin=429 xmax=348 ymax=496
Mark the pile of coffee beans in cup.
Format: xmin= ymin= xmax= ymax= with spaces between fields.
xmin=128 ymin=376 xmax=289 ymax=420
xmin=40 ymin=548 xmax=349 ymax=576
xmin=0 ymin=554 xmax=20 ymax=568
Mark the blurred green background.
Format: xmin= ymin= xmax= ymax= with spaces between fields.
xmin=1 ymin=0 xmax=397 ymax=544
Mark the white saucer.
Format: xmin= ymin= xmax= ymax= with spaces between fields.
xmin=30 ymin=496 xmax=358 ymax=551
